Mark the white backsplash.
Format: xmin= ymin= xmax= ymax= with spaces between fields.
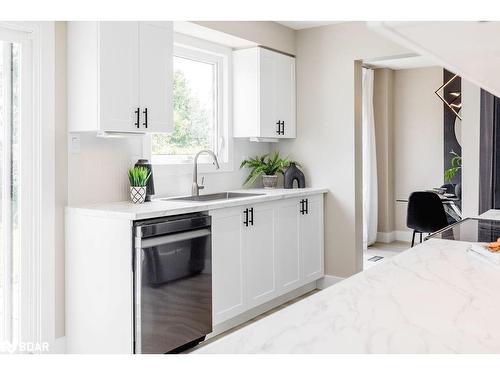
xmin=68 ymin=134 xmax=271 ymax=205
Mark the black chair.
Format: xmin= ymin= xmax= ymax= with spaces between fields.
xmin=407 ymin=191 xmax=449 ymax=247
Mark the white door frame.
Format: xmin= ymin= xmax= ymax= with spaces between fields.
xmin=0 ymin=21 xmax=55 ymax=353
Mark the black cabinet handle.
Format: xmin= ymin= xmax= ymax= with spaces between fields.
xmin=243 ymin=209 xmax=249 ymax=227
xmin=300 ymin=199 xmax=305 ymax=214
xmin=142 ymin=108 xmax=148 ymax=128
xmin=305 ymin=199 xmax=309 ymax=214
xmin=276 ymin=120 xmax=285 ymax=135
xmin=249 ymin=207 xmax=254 ymax=226
xmin=134 ymin=107 xmax=140 ymax=128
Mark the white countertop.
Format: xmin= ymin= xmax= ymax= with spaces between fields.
xmin=194 ymin=237 xmax=500 ymax=354
xmin=66 ymin=188 xmax=328 ymax=220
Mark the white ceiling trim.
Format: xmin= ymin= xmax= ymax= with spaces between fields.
xmin=276 ymin=21 xmax=345 ymax=30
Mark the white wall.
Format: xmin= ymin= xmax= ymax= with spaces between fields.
xmin=392 ymin=67 xmax=444 ymax=232
xmin=277 ymin=22 xmax=409 ymax=278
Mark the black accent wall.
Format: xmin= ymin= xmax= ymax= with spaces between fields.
xmin=443 ymin=69 xmax=462 ymax=186
xmin=479 ymin=89 xmax=500 ymax=214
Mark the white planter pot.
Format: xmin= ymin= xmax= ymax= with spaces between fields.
xmin=130 ymin=186 xmax=147 ymax=204
xmin=262 ymin=175 xmax=278 ymax=189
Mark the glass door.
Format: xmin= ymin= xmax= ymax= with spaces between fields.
xmin=0 ymin=27 xmax=32 ymax=352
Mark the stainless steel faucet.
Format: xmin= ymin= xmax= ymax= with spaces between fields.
xmin=192 ymin=149 xmax=220 ymax=196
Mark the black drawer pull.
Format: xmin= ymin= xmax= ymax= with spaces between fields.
xmin=249 ymin=207 xmax=254 ymax=226
xmin=243 ymin=209 xmax=249 ymax=226
xmin=143 ymin=108 xmax=148 ymax=128
xmin=134 ymin=107 xmax=140 ymax=128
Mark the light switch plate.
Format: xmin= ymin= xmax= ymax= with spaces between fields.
xmin=69 ymin=133 xmax=81 ymax=154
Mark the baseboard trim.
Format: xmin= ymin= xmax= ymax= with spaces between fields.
xmin=209 ymin=282 xmax=317 ymax=339
xmin=376 ymin=230 xmax=413 ymax=244
xmin=394 ymin=230 xmax=413 ymax=243
xmin=316 ymin=275 xmax=345 ymax=289
xmin=376 ymin=231 xmax=395 ymax=243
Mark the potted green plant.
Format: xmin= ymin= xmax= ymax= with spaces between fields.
xmin=240 ymin=152 xmax=294 ymax=189
xmin=444 ymin=150 xmax=461 ymax=183
xmin=128 ymin=166 xmax=151 ymax=204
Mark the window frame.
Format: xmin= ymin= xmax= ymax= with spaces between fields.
xmin=0 ymin=22 xmax=55 ymax=353
xmin=144 ymin=33 xmax=233 ymax=174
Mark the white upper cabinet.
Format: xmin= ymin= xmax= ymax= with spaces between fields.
xmin=233 ymin=47 xmax=296 ymax=140
xmin=68 ymin=21 xmax=173 ymax=134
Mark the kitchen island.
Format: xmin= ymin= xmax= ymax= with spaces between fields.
xmin=194 ymin=236 xmax=500 ymax=353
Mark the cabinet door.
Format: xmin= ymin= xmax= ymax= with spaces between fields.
xmin=99 ymin=22 xmax=140 ymax=132
xmin=244 ymin=203 xmax=277 ymax=308
xmin=259 ymin=48 xmax=278 ymax=138
xmin=139 ymin=22 xmax=173 ymax=133
xmin=275 ymin=53 xmax=296 ymax=138
xmin=275 ymin=199 xmax=301 ymax=293
xmin=211 ymin=208 xmax=246 ymax=325
xmin=300 ymin=195 xmax=325 ymax=283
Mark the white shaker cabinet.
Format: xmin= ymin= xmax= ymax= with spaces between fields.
xmin=275 ymin=199 xmax=301 ymax=293
xmin=211 ymin=207 xmax=246 ymax=325
xmin=233 ymin=47 xmax=296 ymax=140
xmin=211 ymin=193 xmax=324 ymax=326
xmin=244 ymin=203 xmax=277 ymax=309
xmin=68 ymin=21 xmax=173 ymax=134
xmin=299 ymin=195 xmax=325 ymax=283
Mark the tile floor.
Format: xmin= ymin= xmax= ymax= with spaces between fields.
xmin=363 ymin=241 xmax=411 ymax=269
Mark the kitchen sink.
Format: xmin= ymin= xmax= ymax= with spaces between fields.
xmin=159 ymin=192 xmax=265 ymax=202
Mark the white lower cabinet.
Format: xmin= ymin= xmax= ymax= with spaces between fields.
xmin=211 ymin=194 xmax=324 ymax=326
xmin=211 ymin=207 xmax=246 ymax=325
xmin=244 ymin=203 xmax=277 ymax=309
xmin=300 ymin=195 xmax=325 ymax=283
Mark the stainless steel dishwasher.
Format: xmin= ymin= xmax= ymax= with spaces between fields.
xmin=133 ymin=212 xmax=212 ymax=354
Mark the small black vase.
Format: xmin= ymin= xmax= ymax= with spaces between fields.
xmin=284 ymin=162 xmax=305 ymax=189
xmin=135 ymin=159 xmax=155 ymax=201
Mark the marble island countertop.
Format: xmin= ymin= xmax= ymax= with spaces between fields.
xmin=66 ymin=188 xmax=328 ymax=220
xmin=194 ymin=237 xmax=500 ymax=354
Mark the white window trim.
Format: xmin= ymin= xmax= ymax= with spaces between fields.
xmin=0 ymin=21 xmax=55 ymax=353
xmin=143 ymin=33 xmax=234 ymax=175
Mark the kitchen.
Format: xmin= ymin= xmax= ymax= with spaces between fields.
xmin=2 ymin=4 xmax=500 ymax=372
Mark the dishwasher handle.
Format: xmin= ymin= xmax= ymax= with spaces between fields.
xmin=139 ymin=228 xmax=210 ymax=248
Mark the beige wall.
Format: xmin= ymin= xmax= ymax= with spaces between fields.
xmin=55 ymin=21 xmax=67 ymax=338
xmin=277 ymin=22 xmax=408 ymax=278
xmin=373 ymin=68 xmax=395 ymax=234
xmin=393 ymin=67 xmax=443 ymax=232
xmin=194 ymin=21 xmax=296 ymax=55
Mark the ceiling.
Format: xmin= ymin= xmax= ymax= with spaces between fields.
xmin=369 ymin=21 xmax=500 ymax=97
xmin=276 ymin=21 xmax=344 ymax=30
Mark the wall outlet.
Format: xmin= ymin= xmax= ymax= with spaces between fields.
xmin=69 ymin=133 xmax=81 ymax=154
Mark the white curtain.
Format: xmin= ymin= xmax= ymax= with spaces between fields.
xmin=362 ymin=68 xmax=378 ymax=249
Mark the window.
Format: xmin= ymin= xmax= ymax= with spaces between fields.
xmin=150 ymin=34 xmax=231 ymax=167
xmin=0 ymin=36 xmax=21 ymax=348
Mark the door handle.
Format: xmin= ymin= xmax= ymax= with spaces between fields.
xmin=243 ymin=209 xmax=249 ymax=227
xmin=134 ymin=107 xmax=140 ymax=128
xmin=300 ymin=199 xmax=305 ymax=214
xmin=249 ymin=207 xmax=254 ymax=226
xmin=281 ymin=121 xmax=285 ymax=135
xmin=276 ymin=121 xmax=281 ymax=135
xmin=305 ymin=199 xmax=309 ymax=214
xmin=142 ymin=108 xmax=148 ymax=128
